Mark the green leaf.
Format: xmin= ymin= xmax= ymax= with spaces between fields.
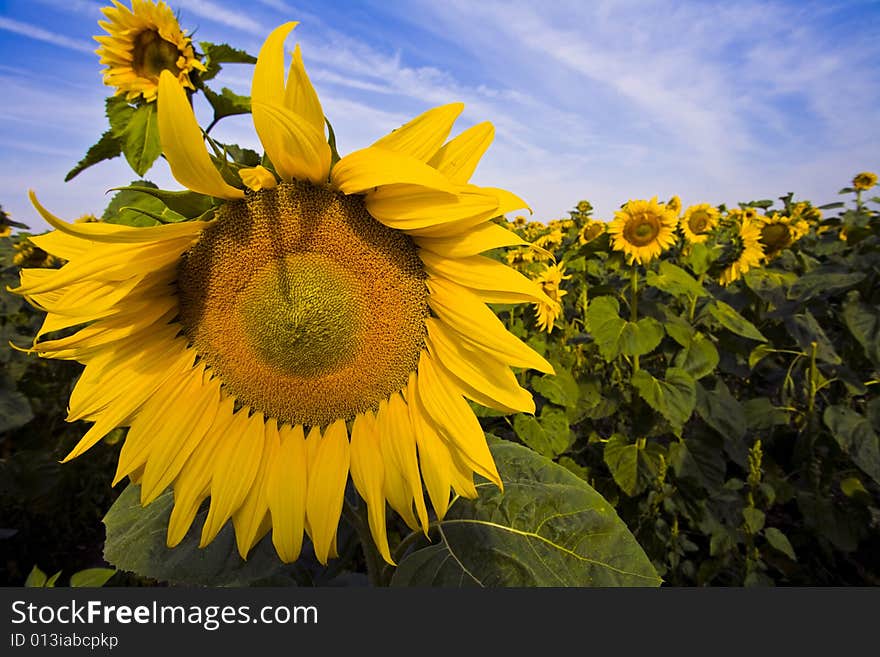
xmin=121 ymin=103 xmax=162 ymax=176
xmin=763 ymin=527 xmax=796 ymax=561
xmin=742 ymin=507 xmax=765 ymax=534
xmin=631 ymin=367 xmax=696 ymax=430
xmin=203 ymin=85 xmax=252 ymax=123
xmin=103 ymin=181 xmax=164 ymax=226
xmin=65 ymin=130 xmax=122 ymax=181
xmin=668 ymin=436 xmax=726 ymax=492
xmin=200 ymin=41 xmax=257 ymax=82
xmin=706 ymin=300 xmax=766 ymax=342
xmin=103 ymin=484 xmax=309 ymax=586
xmin=70 ymin=568 xmax=116 ymax=587
xmin=586 ymin=296 xmax=664 ymax=361
xmin=531 ymin=367 xmax=579 ymax=408
xmin=788 ymin=271 xmax=864 ymax=302
xmin=646 ymin=261 xmax=708 ymax=298
xmin=673 ymin=332 xmax=719 ymax=379
xmin=743 ymin=398 xmax=790 ymax=431
xmin=512 ymin=406 xmax=572 ymax=458
xmin=603 ymin=434 xmax=664 ymax=497
xmin=748 ymin=343 xmax=777 ymax=370
xmin=695 ymin=381 xmax=747 ymax=466
xmin=24 ymin=565 xmax=47 ymax=587
xmin=785 ymin=311 xmax=841 ymax=365
xmin=681 ymin=242 xmax=716 ymax=276
xmin=106 ymin=95 xmax=134 ymax=135
xmin=0 ymin=387 xmax=34 ymax=433
xmin=663 ymin=311 xmax=695 ymax=347
xmin=823 ymin=405 xmax=880 ymax=485
xmin=391 ymin=439 xmax=661 ymax=587
xmin=842 ymin=291 xmax=880 ymax=366
xmin=108 ymin=184 xmax=213 ymax=220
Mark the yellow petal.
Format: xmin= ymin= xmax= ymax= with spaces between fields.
xmin=305 ymin=419 xmax=350 ymax=565
xmin=284 ymin=44 xmax=325 ymax=135
xmin=331 ymin=147 xmax=457 ymax=195
xmin=415 ymin=221 xmax=527 ymax=258
xmin=239 ymin=165 xmax=277 ymax=191
xmin=427 ymin=276 xmax=553 ymax=373
xmin=421 ymin=251 xmax=552 ymax=305
xmin=408 ymin=374 xmax=453 ymax=519
xmin=428 ymin=121 xmax=495 ymax=184
xmin=383 ymin=390 xmax=429 ymax=533
xmin=349 ymin=411 xmax=394 ymax=564
xmin=252 ymin=22 xmax=299 ymax=112
xmin=401 ymin=187 xmax=529 ymax=238
xmin=416 ymin=351 xmax=502 ymax=489
xmin=233 ymin=419 xmax=280 ymax=558
xmin=200 ymin=410 xmax=265 ymax=547
xmin=425 ymin=318 xmax=535 ymax=414
xmin=157 ymin=70 xmax=243 ymax=200
xmin=252 ymin=101 xmax=330 ymax=183
xmin=266 ymin=424 xmax=308 ymax=563
xmin=372 ymin=103 xmax=463 ymax=162
xmin=374 ymin=398 xmax=420 ymax=531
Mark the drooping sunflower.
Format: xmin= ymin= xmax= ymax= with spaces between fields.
xmin=607 ymin=197 xmax=678 ymax=264
xmin=578 ymin=219 xmax=605 ymax=245
xmin=14 ymin=22 xmax=554 ymax=566
xmin=532 ymin=262 xmax=570 ymax=333
xmin=665 ymin=195 xmax=682 ymax=216
xmin=680 ymin=203 xmax=719 ymax=244
xmin=852 ymin=171 xmax=878 ymax=191
xmin=95 ymin=0 xmax=205 ymax=102
xmin=719 ymin=216 xmax=765 ymax=286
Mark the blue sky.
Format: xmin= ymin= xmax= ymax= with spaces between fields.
xmin=1 ymin=0 xmax=879 ymax=233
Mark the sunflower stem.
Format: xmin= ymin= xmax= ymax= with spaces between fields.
xmin=342 ymin=498 xmax=386 ymax=587
xmin=630 ymin=266 xmax=640 ymax=372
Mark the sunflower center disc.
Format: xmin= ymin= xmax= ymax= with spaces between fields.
xmin=132 ymin=29 xmax=182 ymax=80
xmin=177 ymin=181 xmax=428 ymax=427
xmin=761 ymin=223 xmax=790 ymax=249
xmin=689 ymin=212 xmax=709 ymax=234
xmin=626 ymin=214 xmax=661 ymax=246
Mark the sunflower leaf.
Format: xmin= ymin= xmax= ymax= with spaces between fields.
xmin=203 ymin=85 xmax=252 ymax=123
xmin=631 ymin=367 xmax=697 ymax=431
xmin=646 ymin=261 xmax=708 ymax=298
xmin=391 ymin=438 xmax=661 ymax=587
xmin=199 ymin=41 xmax=257 ymax=82
xmin=64 ymin=130 xmax=122 ymax=182
xmin=705 ymin=300 xmax=766 ymax=342
xmin=585 ymin=296 xmax=664 ymax=360
xmin=120 ymin=103 xmax=163 ymax=177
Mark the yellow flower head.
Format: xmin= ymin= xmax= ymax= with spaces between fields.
xmin=16 ymin=22 xmax=554 ymax=567
xmin=666 ymin=195 xmax=682 ymax=216
xmin=12 ymin=241 xmax=58 ymax=268
xmin=757 ymin=214 xmax=800 ymax=258
xmin=513 ymin=215 xmax=527 ymax=227
xmin=852 ymin=171 xmax=878 ymax=191
xmin=720 ymin=217 xmax=765 ymax=285
xmin=607 ymin=197 xmax=678 ymax=264
xmin=578 ymin=219 xmax=605 ymax=245
xmin=681 ymin=203 xmax=719 ymax=244
xmin=95 ymin=0 xmax=206 ymax=102
xmin=532 ymin=262 xmax=570 ymax=333
xmin=74 ymin=213 xmax=100 ymax=224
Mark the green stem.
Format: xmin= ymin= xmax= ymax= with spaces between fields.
xmin=630 ymin=266 xmax=640 ymax=372
xmin=342 ymin=498 xmax=386 ymax=587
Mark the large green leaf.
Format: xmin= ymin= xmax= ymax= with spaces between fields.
xmin=531 ymin=367 xmax=579 ymax=408
xmin=103 ymin=484 xmax=310 ymax=586
xmin=603 ymin=434 xmax=665 ymax=497
xmin=199 ymin=41 xmax=258 ymax=82
xmin=668 ymin=436 xmax=726 ymax=492
xmin=512 ymin=406 xmax=572 ymax=458
xmin=673 ymin=332 xmax=719 ymax=379
xmin=203 ymin=85 xmax=252 ymax=123
xmin=631 ymin=367 xmax=696 ymax=430
xmin=842 ymin=291 xmax=880 ymax=366
xmin=788 ymin=270 xmax=864 ymax=302
xmin=785 ymin=311 xmax=841 ymax=365
xmin=391 ymin=439 xmax=661 ymax=587
xmin=65 ymin=130 xmax=122 ymax=182
xmin=121 ymin=103 xmax=162 ymax=176
xmin=646 ymin=261 xmax=708 ymax=298
xmin=0 ymin=386 xmax=34 ymax=433
xmin=108 ymin=185 xmax=213 ymax=219
xmin=706 ymin=301 xmax=766 ymax=342
xmin=586 ymin=296 xmax=664 ymax=361
xmin=823 ymin=406 xmax=880 ymax=485
xmin=695 ymin=381 xmax=747 ymax=466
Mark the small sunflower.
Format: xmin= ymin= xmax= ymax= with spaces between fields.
xmin=665 ymin=195 xmax=682 ymax=216
xmin=719 ymin=217 xmax=765 ymax=286
xmin=757 ymin=213 xmax=797 ymax=258
xmin=681 ymin=203 xmax=719 ymax=244
xmin=532 ymin=262 xmax=570 ymax=333
xmin=12 ymin=241 xmax=58 ymax=268
xmin=95 ymin=0 xmax=206 ymax=102
xmin=15 ymin=22 xmax=554 ymax=566
xmin=578 ymin=219 xmax=605 ymax=245
xmin=607 ymin=197 xmax=678 ymax=264
xmin=852 ymin=171 xmax=878 ymax=191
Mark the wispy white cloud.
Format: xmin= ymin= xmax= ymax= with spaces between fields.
xmin=176 ymin=0 xmax=266 ymax=36
xmin=0 ymin=16 xmax=93 ymax=53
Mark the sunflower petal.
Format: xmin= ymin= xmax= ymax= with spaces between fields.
xmin=252 ymin=101 xmax=331 ymax=183
xmin=233 ymin=419 xmax=280 ymax=558
xmin=349 ymin=411 xmax=393 ymax=564
xmin=157 ymin=71 xmax=243 ymax=200
xmin=428 ymin=121 xmax=494 ymax=183
xmin=415 ymin=221 xmax=527 ymax=258
xmin=372 ymin=103 xmax=463 ymax=162
xmin=251 ymin=21 xmax=299 ymax=112
xmin=331 ymin=147 xmax=456 ymax=195
xmin=266 ymin=424 xmax=308 ymax=563
xmin=305 ymin=419 xmax=350 ymax=565
xmin=384 ymin=390 xmax=429 ymax=533
xmin=408 ymin=374 xmax=453 ymax=519
xmin=284 ymin=44 xmax=325 ymax=135
xmin=239 ymin=165 xmax=277 ymax=191
xmin=421 ymin=251 xmax=552 ymax=305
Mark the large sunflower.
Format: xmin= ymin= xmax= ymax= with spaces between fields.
xmin=607 ymin=197 xmax=678 ymax=264
xmin=719 ymin=216 xmax=765 ymax=286
xmin=14 ymin=22 xmax=554 ymax=566
xmin=95 ymin=0 xmax=205 ymax=102
xmin=680 ymin=203 xmax=719 ymax=244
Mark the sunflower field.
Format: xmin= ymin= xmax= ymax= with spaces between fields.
xmin=1 ymin=2 xmax=879 ymax=589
